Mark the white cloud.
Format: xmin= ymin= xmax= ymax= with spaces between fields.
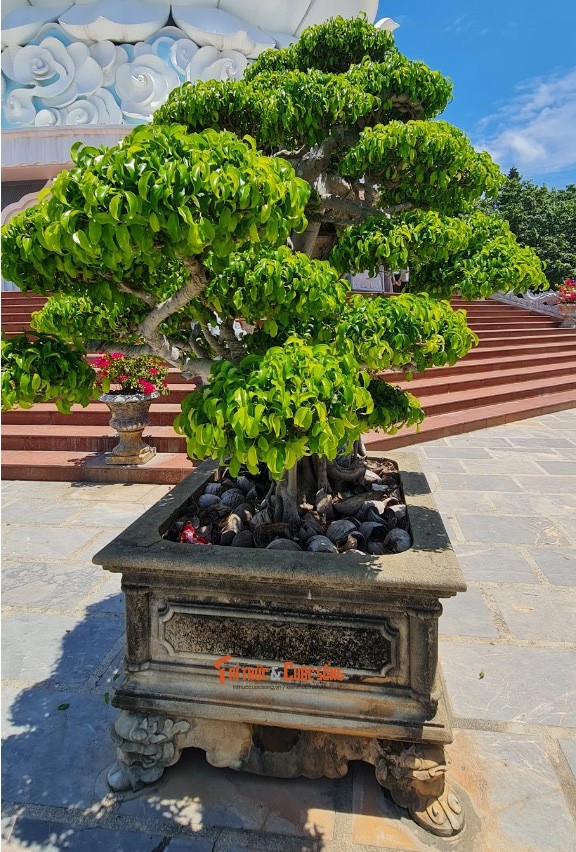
xmin=474 ymin=67 xmax=576 ymax=176
xmin=445 ymin=13 xmax=478 ymax=35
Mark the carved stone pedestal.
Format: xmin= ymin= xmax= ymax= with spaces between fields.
xmin=94 ymin=452 xmax=468 ymax=838
xmin=108 ymin=712 xmax=464 ymax=837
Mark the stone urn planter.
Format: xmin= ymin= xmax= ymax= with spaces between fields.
xmin=99 ymin=392 xmax=158 ymax=465
xmin=558 ymin=302 xmax=576 ymax=328
xmin=93 ymin=451 xmax=467 ymax=837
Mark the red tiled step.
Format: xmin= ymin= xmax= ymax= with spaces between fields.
xmin=467 ymin=321 xmax=558 ymax=331
xmin=1 ymin=450 xmax=194 ymax=485
xmin=363 ymin=388 xmax=576 ymax=451
xmin=379 ymin=350 xmax=576 ymax=382
xmin=2 ymin=402 xmax=183 ymax=427
xmin=425 ymin=340 xmax=576 ymax=361
xmin=475 ymin=328 xmax=576 ymax=353
xmin=414 ymin=373 xmax=576 ymax=417
xmin=2 ymin=311 xmax=40 ymax=326
xmin=390 ymin=362 xmax=575 ymax=397
xmin=2 ymin=424 xmax=187 ymax=454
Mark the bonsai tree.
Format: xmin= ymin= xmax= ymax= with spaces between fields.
xmin=2 ymin=16 xmax=546 ymax=524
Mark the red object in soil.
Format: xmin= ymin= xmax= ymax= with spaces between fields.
xmin=180 ymin=524 xmax=210 ymax=545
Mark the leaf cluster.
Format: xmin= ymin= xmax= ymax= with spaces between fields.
xmin=1 ymin=334 xmax=95 ymax=413
xmin=204 ymin=246 xmax=349 ymax=335
xmin=1 ymin=125 xmax=309 ymax=294
xmin=332 ymin=210 xmax=547 ymax=299
xmin=407 ymin=212 xmax=548 ymax=299
xmin=176 ymin=338 xmax=375 ymax=478
xmin=337 ymin=292 xmax=478 ymax=372
xmin=340 ymin=121 xmax=502 ymax=213
xmin=30 ymin=291 xmax=147 ymax=348
xmin=154 ymin=19 xmax=452 ymax=148
xmin=246 ymin=15 xmax=397 ymax=75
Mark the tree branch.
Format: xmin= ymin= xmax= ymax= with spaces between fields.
xmin=188 ymin=323 xmax=210 ymax=358
xmin=319 ymin=194 xmax=378 ymax=220
xmin=296 ymin=133 xmax=343 ymax=184
xmin=115 ymin=281 xmax=157 ymax=307
xmin=219 ymin=319 xmax=247 ymax=361
xmin=87 ymin=340 xmax=214 ymax=382
xmin=129 ymin=258 xmax=215 ymax=380
xmin=382 ymin=202 xmax=414 ymax=215
xmin=200 ymin=322 xmax=229 ymax=357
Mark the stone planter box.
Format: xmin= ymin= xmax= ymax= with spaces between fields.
xmin=93 ymin=451 xmax=467 ymax=837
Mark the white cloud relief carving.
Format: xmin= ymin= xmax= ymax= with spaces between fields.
xmin=1 ymin=0 xmax=380 ymax=129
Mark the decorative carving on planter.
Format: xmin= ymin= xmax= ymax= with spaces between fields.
xmin=108 ymin=710 xmax=191 ymax=791
xmin=375 ymin=741 xmax=465 ymax=837
xmin=157 ymin=603 xmax=399 ymax=677
xmin=2 ymin=1 xmax=383 ymax=129
xmin=108 ymin=710 xmax=464 ymax=837
xmin=109 ymin=710 xmax=253 ymax=790
xmin=99 ymin=391 xmax=158 ymax=465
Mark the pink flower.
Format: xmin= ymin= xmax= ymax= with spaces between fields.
xmin=118 ymin=375 xmax=127 ymax=381
xmin=95 ymin=356 xmax=110 ymax=368
xmin=110 ymin=352 xmax=124 ymax=359
xmin=141 ymin=381 xmax=156 ymax=394
xmin=149 ymin=368 xmax=158 ymax=375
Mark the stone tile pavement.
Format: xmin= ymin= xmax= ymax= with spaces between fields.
xmin=2 ymin=411 xmax=576 ymax=852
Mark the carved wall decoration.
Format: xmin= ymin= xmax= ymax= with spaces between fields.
xmin=2 ymin=1 xmax=382 ymax=130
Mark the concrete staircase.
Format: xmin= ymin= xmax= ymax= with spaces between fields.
xmin=2 ymin=292 xmax=576 ymax=483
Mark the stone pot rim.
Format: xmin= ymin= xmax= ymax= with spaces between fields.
xmin=98 ymin=391 xmax=159 ymax=403
xmin=93 ymin=451 xmax=466 ymax=598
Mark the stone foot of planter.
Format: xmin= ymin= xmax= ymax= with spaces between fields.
xmin=375 ymin=741 xmax=464 ymax=837
xmin=107 ymin=709 xmax=464 ymax=837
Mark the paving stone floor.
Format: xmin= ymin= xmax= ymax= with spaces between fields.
xmin=2 ymin=410 xmax=576 ymax=852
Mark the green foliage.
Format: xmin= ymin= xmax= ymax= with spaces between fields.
xmin=1 ymin=334 xmax=95 ymax=412
xmin=336 ymin=293 xmax=478 ymax=372
xmin=363 ymin=380 xmax=424 ymax=432
xmin=155 ymin=19 xmax=452 ymax=148
xmin=31 ymin=291 xmax=146 ymax=347
xmin=176 ymin=338 xmax=374 ymax=478
xmin=407 ymin=212 xmax=548 ymax=299
xmin=1 ymin=124 xmax=309 ymax=294
xmin=154 ymin=71 xmax=378 ymax=150
xmin=204 ymin=246 xmax=349 ymax=334
xmin=332 ymin=210 xmax=547 ymax=299
xmin=479 ymin=168 xmax=576 ymax=286
xmin=331 ymin=210 xmax=472 ymax=276
xmin=247 ymin=15 xmax=396 ymax=75
xmin=340 ymin=121 xmax=502 ymax=213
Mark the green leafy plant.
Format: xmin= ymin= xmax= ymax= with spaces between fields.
xmin=1 ymin=16 xmax=546 ymax=522
xmin=1 ymin=334 xmax=95 ymax=413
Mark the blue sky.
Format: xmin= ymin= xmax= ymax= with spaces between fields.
xmin=378 ymin=0 xmax=576 ymax=187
